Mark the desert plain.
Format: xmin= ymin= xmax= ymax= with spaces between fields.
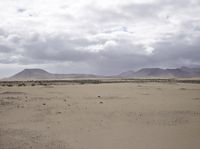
xmin=0 ymin=80 xmax=200 ymax=149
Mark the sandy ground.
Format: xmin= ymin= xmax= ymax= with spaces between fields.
xmin=0 ymin=82 xmax=200 ymax=149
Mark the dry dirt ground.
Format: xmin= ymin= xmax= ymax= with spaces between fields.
xmin=0 ymin=82 xmax=200 ymax=149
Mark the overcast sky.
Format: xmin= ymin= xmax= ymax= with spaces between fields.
xmin=0 ymin=0 xmax=200 ymax=77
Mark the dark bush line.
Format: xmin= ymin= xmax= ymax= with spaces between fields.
xmin=0 ymin=79 xmax=200 ymax=86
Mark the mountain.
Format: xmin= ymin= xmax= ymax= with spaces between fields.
xmin=134 ymin=68 xmax=173 ymax=78
xmin=8 ymin=69 xmax=102 ymax=80
xmin=10 ymin=69 xmax=54 ymax=80
xmin=5 ymin=66 xmax=200 ymax=80
xmin=119 ymin=70 xmax=135 ymax=77
xmin=119 ymin=67 xmax=200 ymax=78
xmin=167 ymin=67 xmax=200 ymax=78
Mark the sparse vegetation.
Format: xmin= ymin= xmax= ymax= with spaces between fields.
xmin=0 ymin=78 xmax=200 ymax=87
xmin=18 ymin=83 xmax=26 ymax=87
xmin=7 ymin=84 xmax=13 ymax=87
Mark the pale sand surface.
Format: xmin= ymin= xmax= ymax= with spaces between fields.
xmin=0 ymin=82 xmax=200 ymax=149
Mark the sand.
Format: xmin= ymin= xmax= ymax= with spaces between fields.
xmin=0 ymin=82 xmax=200 ymax=149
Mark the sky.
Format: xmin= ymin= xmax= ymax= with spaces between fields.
xmin=0 ymin=0 xmax=200 ymax=77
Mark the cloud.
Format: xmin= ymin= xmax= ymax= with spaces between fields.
xmin=0 ymin=0 xmax=200 ymax=77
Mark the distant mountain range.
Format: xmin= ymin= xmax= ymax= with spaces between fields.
xmin=119 ymin=66 xmax=200 ymax=78
xmin=3 ymin=66 xmax=200 ymax=80
xmin=7 ymin=69 xmax=103 ymax=80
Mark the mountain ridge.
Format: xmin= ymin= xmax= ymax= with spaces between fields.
xmin=119 ymin=67 xmax=200 ymax=78
xmin=7 ymin=69 xmax=103 ymax=80
xmin=4 ymin=66 xmax=200 ymax=80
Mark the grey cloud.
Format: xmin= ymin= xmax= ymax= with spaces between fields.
xmin=0 ymin=44 xmax=13 ymax=53
xmin=0 ymin=29 xmax=7 ymax=37
xmin=7 ymin=34 xmax=22 ymax=44
xmin=98 ymin=0 xmax=199 ymax=24
xmin=89 ymin=31 xmax=200 ymax=74
xmin=152 ymin=35 xmax=200 ymax=66
xmin=1 ymin=28 xmax=200 ymax=74
xmin=22 ymin=35 xmax=98 ymax=63
xmin=121 ymin=3 xmax=161 ymax=20
xmin=91 ymin=53 xmax=150 ymax=75
xmin=83 ymin=1 xmax=171 ymax=24
xmin=17 ymin=8 xmax=26 ymax=13
xmin=160 ymin=0 xmax=200 ymax=6
xmin=0 ymin=0 xmax=200 ymax=76
xmin=84 ymin=6 xmax=128 ymax=23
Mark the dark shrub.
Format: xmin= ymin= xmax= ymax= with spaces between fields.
xmin=7 ymin=84 xmax=13 ymax=87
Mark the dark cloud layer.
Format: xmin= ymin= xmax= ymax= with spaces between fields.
xmin=0 ymin=0 xmax=200 ymax=77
